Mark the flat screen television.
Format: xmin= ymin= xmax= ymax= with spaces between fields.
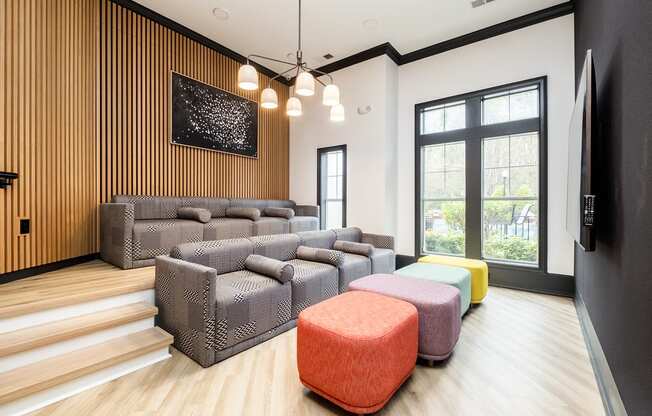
xmin=566 ymin=49 xmax=596 ymax=251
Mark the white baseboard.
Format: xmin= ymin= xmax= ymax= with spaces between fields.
xmin=0 ymin=318 xmax=155 ymax=373
xmin=0 ymin=347 xmax=170 ymax=416
xmin=0 ymin=289 xmax=155 ymax=334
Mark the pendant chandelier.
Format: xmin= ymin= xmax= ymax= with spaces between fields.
xmin=237 ymin=0 xmax=345 ymax=122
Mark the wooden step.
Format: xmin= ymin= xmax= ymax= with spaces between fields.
xmin=0 ymin=302 xmax=158 ymax=357
xmin=0 ymin=260 xmax=154 ymax=319
xmin=0 ymin=327 xmax=172 ymax=405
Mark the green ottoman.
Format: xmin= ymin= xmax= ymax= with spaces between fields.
xmin=394 ymin=263 xmax=471 ymax=316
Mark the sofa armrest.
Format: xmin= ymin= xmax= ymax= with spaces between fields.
xmin=155 ymin=256 xmax=217 ymax=367
xmin=294 ymin=204 xmax=320 ymax=218
xmin=361 ymin=233 xmax=395 ymax=250
xmin=100 ymin=202 xmax=135 ymax=269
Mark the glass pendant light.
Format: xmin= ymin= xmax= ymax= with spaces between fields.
xmin=322 ymin=84 xmax=340 ymax=106
xmin=295 ymin=72 xmax=315 ymax=96
xmin=286 ymin=97 xmax=303 ymax=117
xmin=260 ymin=88 xmax=278 ymax=109
xmin=238 ymin=64 xmax=258 ymax=90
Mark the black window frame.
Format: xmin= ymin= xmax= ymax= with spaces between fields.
xmin=317 ymin=145 xmax=347 ymax=230
xmin=415 ymin=77 xmax=548 ymax=273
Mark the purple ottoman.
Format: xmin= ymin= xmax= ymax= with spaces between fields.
xmin=348 ymin=274 xmax=461 ymax=362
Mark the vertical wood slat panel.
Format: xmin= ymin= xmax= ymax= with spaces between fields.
xmin=0 ymin=0 xmax=98 ymax=274
xmin=1 ymin=0 xmax=290 ymax=274
xmin=98 ymin=0 xmax=290 ymax=204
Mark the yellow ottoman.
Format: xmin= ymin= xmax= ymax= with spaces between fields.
xmin=418 ymin=255 xmax=488 ymax=304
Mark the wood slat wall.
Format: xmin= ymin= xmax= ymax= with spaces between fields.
xmin=0 ymin=0 xmax=290 ymax=274
xmin=1 ymin=0 xmax=98 ymax=274
xmin=98 ymin=1 xmax=289 ymax=202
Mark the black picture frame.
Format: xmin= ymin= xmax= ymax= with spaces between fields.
xmin=170 ymin=71 xmax=258 ymax=158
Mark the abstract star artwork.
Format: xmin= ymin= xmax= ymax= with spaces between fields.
xmin=171 ymin=72 xmax=258 ymax=158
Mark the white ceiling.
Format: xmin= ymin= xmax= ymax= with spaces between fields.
xmin=135 ymin=0 xmax=566 ymax=74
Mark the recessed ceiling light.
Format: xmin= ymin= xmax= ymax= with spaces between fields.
xmin=362 ymin=18 xmax=379 ymax=31
xmin=471 ymin=0 xmax=495 ymax=8
xmin=212 ymin=7 xmax=230 ymax=20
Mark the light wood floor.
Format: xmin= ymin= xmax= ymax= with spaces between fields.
xmin=13 ymin=261 xmax=603 ymax=415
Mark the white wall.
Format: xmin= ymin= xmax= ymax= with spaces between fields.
xmin=290 ymin=15 xmax=576 ymax=275
xmin=290 ymin=55 xmax=398 ymax=235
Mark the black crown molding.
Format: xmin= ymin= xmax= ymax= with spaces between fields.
xmin=310 ymin=1 xmax=574 ymax=75
xmin=110 ymin=1 xmax=572 ymax=88
xmin=109 ymin=0 xmax=292 ymax=86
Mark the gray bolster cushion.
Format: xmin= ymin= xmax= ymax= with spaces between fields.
xmin=226 ymin=207 xmax=261 ymax=221
xmin=333 ymin=240 xmax=375 ymax=257
xmin=244 ymin=254 xmax=294 ymax=283
xmin=177 ymin=207 xmax=211 ymax=223
xmin=263 ymin=207 xmax=295 ymax=219
xmin=296 ymin=245 xmax=345 ymax=267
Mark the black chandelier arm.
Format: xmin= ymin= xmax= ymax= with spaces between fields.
xmin=303 ymin=65 xmax=334 ymax=84
xmin=267 ymin=65 xmax=300 ymax=86
xmin=247 ymin=54 xmax=297 ymax=67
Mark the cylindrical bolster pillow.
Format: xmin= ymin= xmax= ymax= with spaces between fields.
xmin=177 ymin=207 xmax=211 ymax=223
xmin=296 ymin=245 xmax=345 ymax=267
xmin=226 ymin=207 xmax=261 ymax=221
xmin=244 ymin=254 xmax=294 ymax=283
xmin=263 ymin=207 xmax=295 ymax=219
xmin=333 ymin=240 xmax=375 ymax=257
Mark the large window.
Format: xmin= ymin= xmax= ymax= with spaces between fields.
xmin=421 ymin=142 xmax=466 ymax=256
xmin=416 ymin=78 xmax=546 ymax=269
xmin=318 ymin=145 xmax=346 ymax=230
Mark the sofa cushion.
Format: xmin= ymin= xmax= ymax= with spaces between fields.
xmin=132 ymin=219 xmax=203 ymax=260
xmin=170 ymin=238 xmax=253 ymax=274
xmin=286 ymin=259 xmax=339 ymax=318
xmin=214 ymin=270 xmax=292 ymax=350
xmin=114 ymin=195 xmax=181 ymax=220
xmin=179 ymin=197 xmax=229 ymax=218
xmin=296 ymin=246 xmax=345 ymax=267
xmin=230 ymin=198 xmax=295 ymax=211
xmin=289 ymin=216 xmax=319 ymax=233
xmin=249 ymin=234 xmax=299 ymax=261
xmin=253 ymin=217 xmax=289 ymax=236
xmin=226 ymin=207 xmax=261 ymax=221
xmin=333 ymin=240 xmax=375 ymax=257
xmin=203 ymin=218 xmax=253 ymax=240
xmin=333 ymin=227 xmax=363 ymax=243
xmin=296 ymin=230 xmax=336 ymax=249
xmin=338 ymin=253 xmax=372 ymax=293
xmin=265 ymin=199 xmax=296 ymax=209
xmin=263 ymin=207 xmax=295 ymax=219
xmin=228 ymin=198 xmax=268 ymax=211
xmin=177 ymin=207 xmax=211 ymax=223
xmin=244 ymin=254 xmax=294 ymax=283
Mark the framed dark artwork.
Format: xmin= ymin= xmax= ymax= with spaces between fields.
xmin=170 ymin=71 xmax=258 ymax=158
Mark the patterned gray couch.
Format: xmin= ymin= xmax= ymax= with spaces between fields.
xmin=154 ymin=228 xmax=395 ymax=367
xmin=100 ymin=195 xmax=320 ymax=269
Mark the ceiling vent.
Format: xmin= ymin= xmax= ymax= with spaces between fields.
xmin=471 ymin=0 xmax=495 ymax=8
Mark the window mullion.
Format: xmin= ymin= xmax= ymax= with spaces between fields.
xmin=465 ymin=96 xmax=482 ymax=259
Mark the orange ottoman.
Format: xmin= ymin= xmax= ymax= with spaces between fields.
xmin=297 ymin=291 xmax=418 ymax=414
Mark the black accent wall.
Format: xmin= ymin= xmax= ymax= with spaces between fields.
xmin=574 ymin=1 xmax=652 ymax=415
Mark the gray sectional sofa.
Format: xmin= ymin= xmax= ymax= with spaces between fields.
xmin=100 ymin=195 xmax=320 ymax=269
xmin=154 ymin=228 xmax=395 ymax=367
